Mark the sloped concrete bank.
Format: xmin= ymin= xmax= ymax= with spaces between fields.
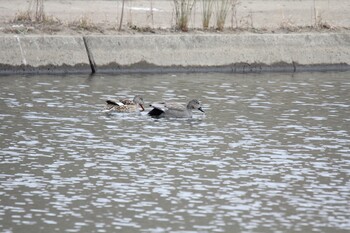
xmin=0 ymin=33 xmax=349 ymax=74
xmin=0 ymin=36 xmax=91 ymax=74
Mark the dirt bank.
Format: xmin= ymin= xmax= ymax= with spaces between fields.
xmin=0 ymin=0 xmax=349 ymax=35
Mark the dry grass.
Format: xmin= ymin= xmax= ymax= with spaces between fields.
xmin=4 ymin=0 xmax=347 ymax=35
xmin=236 ymin=10 xmax=254 ymax=30
xmin=279 ymin=15 xmax=299 ymax=32
xmin=2 ymin=25 xmax=35 ymax=34
xmin=13 ymin=12 xmax=59 ymax=25
xmin=313 ymin=10 xmax=334 ymax=30
xmin=230 ymin=0 xmax=240 ymax=29
xmin=277 ymin=1 xmax=336 ymax=33
xmin=11 ymin=2 xmax=61 ymax=35
xmin=173 ymin=0 xmax=196 ymax=32
xmin=215 ymin=0 xmax=229 ymax=30
xmin=68 ymin=16 xmax=100 ymax=32
xmin=12 ymin=0 xmax=60 ymax=26
xmin=31 ymin=0 xmax=45 ymax=22
xmin=201 ymin=0 xmax=214 ymax=29
xmin=216 ymin=0 xmax=239 ymax=31
xmin=311 ymin=0 xmax=335 ymax=30
xmin=129 ymin=24 xmax=156 ymax=33
xmin=13 ymin=11 xmax=32 ymax=22
xmin=15 ymin=0 xmax=46 ymax=22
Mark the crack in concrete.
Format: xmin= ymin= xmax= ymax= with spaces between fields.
xmin=83 ymin=37 xmax=96 ymax=74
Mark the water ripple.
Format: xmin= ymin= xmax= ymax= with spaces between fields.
xmin=0 ymin=72 xmax=350 ymax=232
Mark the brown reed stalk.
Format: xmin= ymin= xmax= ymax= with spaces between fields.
xmin=215 ymin=0 xmax=231 ymax=30
xmin=202 ymin=0 xmax=214 ymax=29
xmin=118 ymin=0 xmax=125 ymax=31
xmin=173 ymin=0 xmax=196 ymax=32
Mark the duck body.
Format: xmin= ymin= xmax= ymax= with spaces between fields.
xmin=104 ymin=95 xmax=145 ymax=113
xmin=148 ymin=99 xmax=204 ymax=118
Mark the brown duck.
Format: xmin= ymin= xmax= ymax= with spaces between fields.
xmin=104 ymin=95 xmax=145 ymax=113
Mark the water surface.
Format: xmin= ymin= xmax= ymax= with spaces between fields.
xmin=1 ymin=72 xmax=350 ymax=233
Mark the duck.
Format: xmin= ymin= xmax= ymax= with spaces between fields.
xmin=104 ymin=95 xmax=145 ymax=113
xmin=148 ymin=99 xmax=204 ymax=118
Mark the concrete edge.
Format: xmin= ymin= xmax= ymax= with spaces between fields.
xmin=0 ymin=33 xmax=349 ymax=74
xmin=0 ymin=64 xmax=91 ymax=75
xmin=92 ymin=62 xmax=350 ymax=74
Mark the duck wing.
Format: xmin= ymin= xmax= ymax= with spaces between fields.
xmin=119 ymin=99 xmax=134 ymax=105
xmin=150 ymin=102 xmax=168 ymax=112
xmin=106 ymin=99 xmax=124 ymax=110
xmin=106 ymin=99 xmax=124 ymax=105
xmin=164 ymin=102 xmax=186 ymax=111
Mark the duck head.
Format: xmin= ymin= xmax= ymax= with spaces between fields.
xmin=133 ymin=95 xmax=145 ymax=111
xmin=187 ymin=99 xmax=205 ymax=113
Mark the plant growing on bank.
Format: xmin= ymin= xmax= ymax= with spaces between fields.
xmin=173 ymin=0 xmax=196 ymax=31
xmin=34 ymin=0 xmax=45 ymax=22
xmin=279 ymin=14 xmax=298 ymax=32
xmin=29 ymin=0 xmax=45 ymax=22
xmin=215 ymin=0 xmax=232 ymax=30
xmin=13 ymin=0 xmax=46 ymax=22
xmin=230 ymin=0 xmax=240 ymax=29
xmin=311 ymin=0 xmax=333 ymax=30
xmin=13 ymin=11 xmax=31 ymax=22
xmin=118 ymin=0 xmax=126 ymax=30
xmin=201 ymin=0 xmax=214 ymax=29
xmin=69 ymin=15 xmax=99 ymax=32
xmin=148 ymin=0 xmax=155 ymax=27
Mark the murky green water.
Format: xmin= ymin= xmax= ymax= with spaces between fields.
xmin=1 ymin=72 xmax=350 ymax=233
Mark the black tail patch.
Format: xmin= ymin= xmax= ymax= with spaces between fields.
xmin=148 ymin=108 xmax=164 ymax=117
xmin=106 ymin=100 xmax=118 ymax=105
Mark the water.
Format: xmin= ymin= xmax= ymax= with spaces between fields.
xmin=0 ymin=72 xmax=349 ymax=233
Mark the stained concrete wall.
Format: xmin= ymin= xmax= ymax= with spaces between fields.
xmin=0 ymin=33 xmax=349 ymax=74
xmin=84 ymin=33 xmax=350 ymax=73
xmin=0 ymin=36 xmax=91 ymax=74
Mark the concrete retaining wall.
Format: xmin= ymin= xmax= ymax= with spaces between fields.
xmin=0 ymin=36 xmax=91 ymax=74
xmin=1 ymin=33 xmax=349 ymax=74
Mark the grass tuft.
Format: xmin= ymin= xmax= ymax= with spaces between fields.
xmin=13 ymin=11 xmax=32 ymax=22
xmin=215 ymin=0 xmax=237 ymax=31
xmin=173 ymin=0 xmax=196 ymax=32
xmin=69 ymin=16 xmax=100 ymax=32
xmin=201 ymin=0 xmax=214 ymax=29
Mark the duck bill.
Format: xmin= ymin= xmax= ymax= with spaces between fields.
xmin=140 ymin=104 xmax=145 ymax=111
xmin=198 ymin=107 xmax=205 ymax=113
